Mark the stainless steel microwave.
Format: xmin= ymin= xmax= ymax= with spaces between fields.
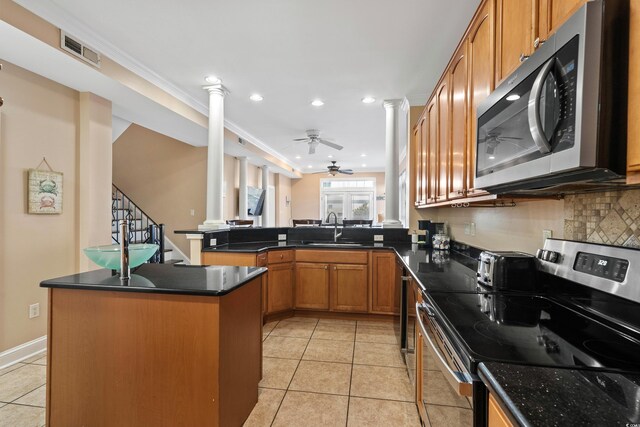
xmin=475 ymin=0 xmax=629 ymax=194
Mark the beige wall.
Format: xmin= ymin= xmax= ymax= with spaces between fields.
xmin=291 ymin=172 xmax=385 ymax=223
xmin=275 ymin=174 xmax=292 ymax=227
xmin=0 ymin=61 xmax=111 ymax=352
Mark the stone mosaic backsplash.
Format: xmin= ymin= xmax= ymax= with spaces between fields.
xmin=564 ymin=189 xmax=640 ymax=248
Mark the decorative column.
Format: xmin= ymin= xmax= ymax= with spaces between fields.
xmin=200 ymin=83 xmax=229 ymax=230
xmin=238 ymin=157 xmax=248 ymax=220
xmin=261 ymin=165 xmax=270 ymax=227
xmin=382 ymin=99 xmax=408 ymax=228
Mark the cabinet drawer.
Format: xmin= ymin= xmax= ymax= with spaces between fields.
xmin=267 ymin=250 xmax=294 ymax=264
xmin=295 ymin=249 xmax=368 ymax=264
xmin=202 ymin=252 xmax=257 ymax=266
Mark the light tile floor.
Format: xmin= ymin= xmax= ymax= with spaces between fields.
xmin=0 ymin=318 xmax=464 ymax=426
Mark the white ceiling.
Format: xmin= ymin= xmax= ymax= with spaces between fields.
xmin=16 ymin=0 xmax=481 ymax=173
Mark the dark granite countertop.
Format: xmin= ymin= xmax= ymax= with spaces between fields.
xmin=479 ymin=362 xmax=640 ymax=426
xmin=40 ymin=263 xmax=267 ymax=296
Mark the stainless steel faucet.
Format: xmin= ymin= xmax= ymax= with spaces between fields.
xmin=119 ymin=219 xmax=130 ymax=284
xmin=326 ymin=212 xmax=342 ymax=242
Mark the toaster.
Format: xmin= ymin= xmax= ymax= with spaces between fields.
xmin=477 ymin=251 xmax=537 ymax=291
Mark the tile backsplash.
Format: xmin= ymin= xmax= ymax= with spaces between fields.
xmin=564 ymin=189 xmax=640 ymax=248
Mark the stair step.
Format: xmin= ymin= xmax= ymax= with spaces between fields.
xmin=165 ymin=259 xmax=183 ymax=265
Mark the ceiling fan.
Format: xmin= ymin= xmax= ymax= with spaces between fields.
xmin=293 ymin=129 xmax=343 ymax=154
xmin=313 ymin=161 xmax=354 ymax=176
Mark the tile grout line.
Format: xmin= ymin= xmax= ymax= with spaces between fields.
xmin=269 ymin=318 xmax=318 ymax=427
xmin=345 ymin=319 xmax=360 ymax=426
xmin=6 ymin=382 xmax=46 ymax=407
xmin=258 ymin=386 xmax=415 ymax=404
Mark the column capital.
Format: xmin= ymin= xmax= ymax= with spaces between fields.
xmin=382 ymin=99 xmax=405 ymax=110
xmin=202 ymin=83 xmax=229 ymax=97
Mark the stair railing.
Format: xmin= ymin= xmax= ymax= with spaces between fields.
xmin=112 ymin=184 xmax=165 ymax=263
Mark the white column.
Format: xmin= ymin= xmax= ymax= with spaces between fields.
xmin=261 ymin=165 xmax=270 ymax=227
xmin=382 ymin=99 xmax=408 ymax=228
xmin=238 ymin=157 xmax=248 ymax=220
xmin=200 ymin=83 xmax=229 ymax=230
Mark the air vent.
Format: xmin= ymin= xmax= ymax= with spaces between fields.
xmin=60 ymin=31 xmax=101 ymax=68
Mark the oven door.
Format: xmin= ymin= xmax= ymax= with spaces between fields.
xmin=416 ymin=301 xmax=474 ymax=425
xmin=404 ymin=276 xmax=419 ymax=388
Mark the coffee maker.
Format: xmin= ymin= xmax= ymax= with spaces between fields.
xmin=417 ymin=220 xmax=446 ymax=247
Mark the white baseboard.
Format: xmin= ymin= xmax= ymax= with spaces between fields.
xmin=0 ymin=335 xmax=47 ymax=369
xmin=165 ymin=236 xmax=190 ymax=265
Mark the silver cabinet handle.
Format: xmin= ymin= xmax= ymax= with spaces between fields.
xmin=528 ymin=57 xmax=557 ymax=154
xmin=519 ymin=53 xmax=530 ymax=62
xmin=534 ymin=37 xmax=546 ymax=49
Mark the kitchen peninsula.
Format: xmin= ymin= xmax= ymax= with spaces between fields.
xmin=40 ymin=263 xmax=266 ymax=427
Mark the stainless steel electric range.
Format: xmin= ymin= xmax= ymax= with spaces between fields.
xmin=412 ymin=239 xmax=640 ymax=426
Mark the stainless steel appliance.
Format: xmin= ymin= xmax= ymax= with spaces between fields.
xmin=476 ymin=251 xmax=537 ymax=290
xmin=415 ymin=238 xmax=640 ymax=426
xmin=475 ymin=0 xmax=629 ymax=193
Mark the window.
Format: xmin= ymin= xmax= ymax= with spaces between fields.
xmin=320 ymin=178 xmax=376 ymax=223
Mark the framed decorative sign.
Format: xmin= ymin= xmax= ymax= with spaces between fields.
xmin=28 ymin=159 xmax=63 ymax=214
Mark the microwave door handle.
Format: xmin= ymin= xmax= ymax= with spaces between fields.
xmin=416 ymin=302 xmax=473 ymax=394
xmin=528 ymin=57 xmax=556 ymax=154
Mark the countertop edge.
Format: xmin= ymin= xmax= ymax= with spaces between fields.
xmin=478 ymin=363 xmax=531 ymax=427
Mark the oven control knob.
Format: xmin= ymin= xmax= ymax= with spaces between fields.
xmin=536 ymin=249 xmax=559 ymax=263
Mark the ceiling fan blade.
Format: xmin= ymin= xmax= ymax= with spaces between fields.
xmin=318 ymin=139 xmax=343 ymax=150
xmin=293 ymin=138 xmax=310 ymax=141
xmin=338 ymin=170 xmax=354 ymax=175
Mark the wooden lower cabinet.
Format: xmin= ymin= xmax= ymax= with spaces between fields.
xmin=371 ymin=251 xmax=399 ymax=314
xmin=488 ymin=393 xmax=514 ymax=427
xmin=330 ymin=264 xmax=368 ymax=312
xmin=295 ymin=262 xmax=329 ymax=310
xmin=267 ymin=262 xmax=294 ymax=313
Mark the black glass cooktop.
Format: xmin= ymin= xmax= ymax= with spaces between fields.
xmin=427 ymin=292 xmax=640 ymax=373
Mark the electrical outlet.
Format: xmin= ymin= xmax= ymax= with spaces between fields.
xmin=543 ymin=229 xmax=553 ymax=241
xmin=209 ymin=238 xmax=217 ymax=246
xmin=470 ymin=223 xmax=476 ymax=236
xmin=190 ymin=209 xmax=195 ymax=216
xmin=29 ymin=303 xmax=40 ymax=319
xmin=278 ymin=234 xmax=287 ymax=241
xmin=374 ymin=235 xmax=384 ymax=242
xmin=464 ymin=223 xmax=470 ymax=235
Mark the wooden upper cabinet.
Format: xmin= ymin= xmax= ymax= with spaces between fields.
xmin=436 ymin=81 xmax=450 ymax=202
xmin=628 ymin=0 xmax=640 ymax=180
xmin=420 ymin=114 xmax=428 ymax=204
xmin=330 ymin=264 xmax=368 ymax=312
xmin=538 ymin=0 xmax=588 ymax=42
xmin=426 ymin=99 xmax=438 ymax=204
xmin=448 ymin=44 xmax=468 ymax=200
xmin=496 ymin=0 xmax=535 ymax=84
xmin=467 ymin=0 xmax=495 ymax=193
xmin=295 ymin=262 xmax=329 ymax=310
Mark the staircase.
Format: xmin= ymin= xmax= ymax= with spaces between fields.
xmin=112 ymin=184 xmax=180 ymax=263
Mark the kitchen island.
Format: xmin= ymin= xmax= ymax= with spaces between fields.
xmin=40 ymin=263 xmax=267 ymax=427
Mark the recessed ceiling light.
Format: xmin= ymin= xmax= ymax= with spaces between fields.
xmin=307 ymin=165 xmax=313 ymax=168
xmin=361 ymin=154 xmax=367 ymax=157
xmin=249 ymin=94 xmax=263 ymax=101
xmin=311 ymin=99 xmax=324 ymax=107
xmin=506 ymin=94 xmax=520 ymax=101
xmin=328 ymin=155 xmax=333 ymax=158
xmin=361 ymin=164 xmax=367 ymax=167
xmin=361 ymin=96 xmax=376 ymax=104
xmin=205 ymin=75 xmax=221 ymax=84
xmin=295 ymin=155 xmax=301 ymax=159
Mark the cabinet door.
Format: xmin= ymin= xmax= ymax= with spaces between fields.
xmin=420 ymin=114 xmax=429 ymax=204
xmin=448 ymin=44 xmax=468 ymax=200
xmin=371 ymin=252 xmax=399 ymax=314
xmin=628 ymin=1 xmax=640 ymax=179
xmin=496 ymin=0 xmax=534 ymax=84
xmin=426 ymin=98 xmax=438 ymax=204
xmin=488 ymin=393 xmax=514 ymax=427
xmin=413 ymin=121 xmax=423 ymax=205
xmin=467 ymin=0 xmax=495 ymax=194
xmin=267 ymin=262 xmax=294 ymax=313
xmin=436 ymin=80 xmax=450 ymax=202
xmin=538 ymin=0 xmax=587 ymax=41
xmin=295 ymin=263 xmax=329 ymax=310
xmin=330 ymin=264 xmax=368 ymax=312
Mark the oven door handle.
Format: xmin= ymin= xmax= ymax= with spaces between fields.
xmin=416 ymin=302 xmax=473 ymax=396
xmin=528 ymin=57 xmax=556 ymax=154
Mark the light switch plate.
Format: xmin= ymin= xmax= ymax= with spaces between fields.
xmin=374 ymin=235 xmax=384 ymax=242
xmin=278 ymin=234 xmax=287 ymax=241
xmin=210 ymin=238 xmax=217 ymax=246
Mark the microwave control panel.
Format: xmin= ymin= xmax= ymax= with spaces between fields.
xmin=574 ymin=252 xmax=629 ymax=283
